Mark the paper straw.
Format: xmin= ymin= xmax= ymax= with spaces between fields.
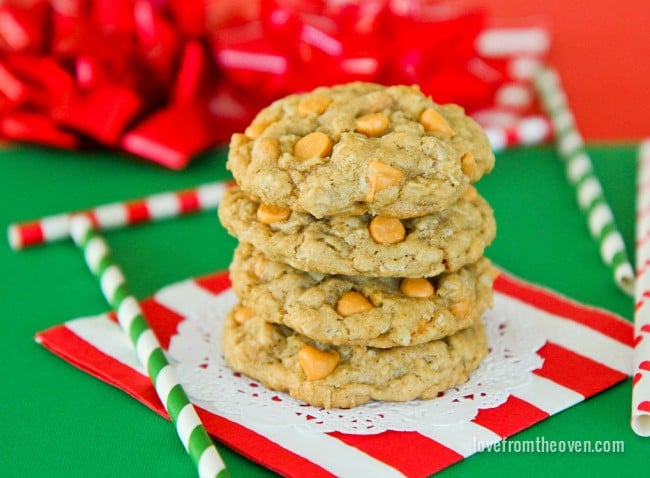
xmin=534 ymin=66 xmax=634 ymax=296
xmin=8 ymin=181 xmax=230 ymax=250
xmin=484 ymin=115 xmax=553 ymax=152
xmin=69 ymin=216 xmax=228 ymax=477
xmin=632 ymin=139 xmax=650 ymax=436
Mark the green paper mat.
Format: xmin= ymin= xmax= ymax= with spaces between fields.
xmin=0 ymin=143 xmax=642 ymax=477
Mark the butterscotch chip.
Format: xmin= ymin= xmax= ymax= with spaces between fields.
xmin=253 ymin=257 xmax=266 ymax=278
xmin=233 ymin=306 xmax=255 ymax=324
xmin=420 ymin=108 xmax=455 ymax=136
xmin=244 ymin=122 xmax=268 ymax=139
xmin=257 ymin=204 xmax=291 ymax=224
xmin=227 ymin=82 xmax=494 ymax=218
xmin=222 ymin=306 xmax=489 ymax=408
xmin=252 ymin=137 xmax=280 ymax=160
xmin=229 ymin=243 xmax=496 ymax=348
xmin=461 ymin=152 xmax=476 ymax=177
xmin=298 ymin=346 xmax=340 ymax=380
xmin=336 ymin=291 xmax=374 ymax=317
xmin=400 ymin=278 xmax=435 ymax=298
xmin=451 ymin=299 xmax=471 ymax=318
xmin=355 ymin=113 xmax=390 ymax=137
xmin=463 ymin=185 xmax=478 ymax=202
xmin=294 ymin=132 xmax=333 ymax=159
xmin=298 ymin=95 xmax=332 ymax=116
xmin=366 ymin=160 xmax=404 ymax=202
xmin=219 ymin=187 xmax=496 ymax=277
xmin=368 ymin=216 xmax=406 ymax=244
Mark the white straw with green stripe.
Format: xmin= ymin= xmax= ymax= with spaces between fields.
xmin=69 ymin=215 xmax=228 ymax=478
xmin=534 ymin=66 xmax=634 ymax=296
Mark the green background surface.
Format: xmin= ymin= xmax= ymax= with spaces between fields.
xmin=0 ymin=143 xmax=643 ymax=477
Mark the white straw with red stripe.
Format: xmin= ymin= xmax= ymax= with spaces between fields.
xmin=632 ymin=139 xmax=650 ymax=436
xmin=483 ymin=115 xmax=553 ymax=152
xmin=69 ymin=215 xmax=228 ymax=476
xmin=8 ymin=181 xmax=229 ymax=250
xmin=534 ymin=66 xmax=634 ymax=296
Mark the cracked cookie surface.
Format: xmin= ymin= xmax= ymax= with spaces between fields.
xmin=222 ymin=306 xmax=488 ymax=409
xmin=230 ymin=243 xmax=495 ymax=348
xmin=218 ymin=186 xmax=496 ymax=277
xmin=227 ymin=82 xmax=494 ymax=218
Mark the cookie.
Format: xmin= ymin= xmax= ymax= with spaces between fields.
xmin=227 ymin=82 xmax=494 ymax=218
xmin=222 ymin=307 xmax=488 ymax=409
xmin=230 ymin=242 xmax=496 ymax=348
xmin=218 ymin=186 xmax=496 ymax=277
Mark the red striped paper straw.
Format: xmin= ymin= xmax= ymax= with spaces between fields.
xmin=8 ymin=181 xmax=230 ymax=250
xmin=483 ymin=115 xmax=553 ymax=152
xmin=633 ymin=139 xmax=650 ymax=436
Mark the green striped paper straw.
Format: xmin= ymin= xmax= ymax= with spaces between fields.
xmin=534 ymin=66 xmax=634 ymax=296
xmin=69 ymin=216 xmax=228 ymax=478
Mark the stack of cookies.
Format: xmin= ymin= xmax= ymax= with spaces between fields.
xmin=218 ymin=82 xmax=497 ymax=409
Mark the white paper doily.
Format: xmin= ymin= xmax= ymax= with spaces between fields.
xmin=168 ymin=289 xmax=545 ymax=435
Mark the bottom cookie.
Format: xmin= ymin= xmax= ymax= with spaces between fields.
xmin=222 ymin=306 xmax=488 ymax=409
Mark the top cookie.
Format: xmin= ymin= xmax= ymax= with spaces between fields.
xmin=227 ymin=82 xmax=495 ymax=218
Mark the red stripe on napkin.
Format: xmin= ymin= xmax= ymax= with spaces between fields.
xmin=472 ymin=396 xmax=548 ymax=437
xmin=194 ymin=273 xmax=232 ymax=295
xmin=495 ymin=273 xmax=633 ymax=345
xmin=140 ymin=298 xmax=184 ymax=350
xmin=534 ymin=343 xmax=628 ymax=397
xmin=37 ymin=325 xmax=167 ymax=418
xmin=330 ymin=430 xmax=462 ymax=478
xmin=196 ymin=408 xmax=335 ymax=478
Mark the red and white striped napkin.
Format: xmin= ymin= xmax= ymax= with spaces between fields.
xmin=36 ymin=269 xmax=632 ymax=478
